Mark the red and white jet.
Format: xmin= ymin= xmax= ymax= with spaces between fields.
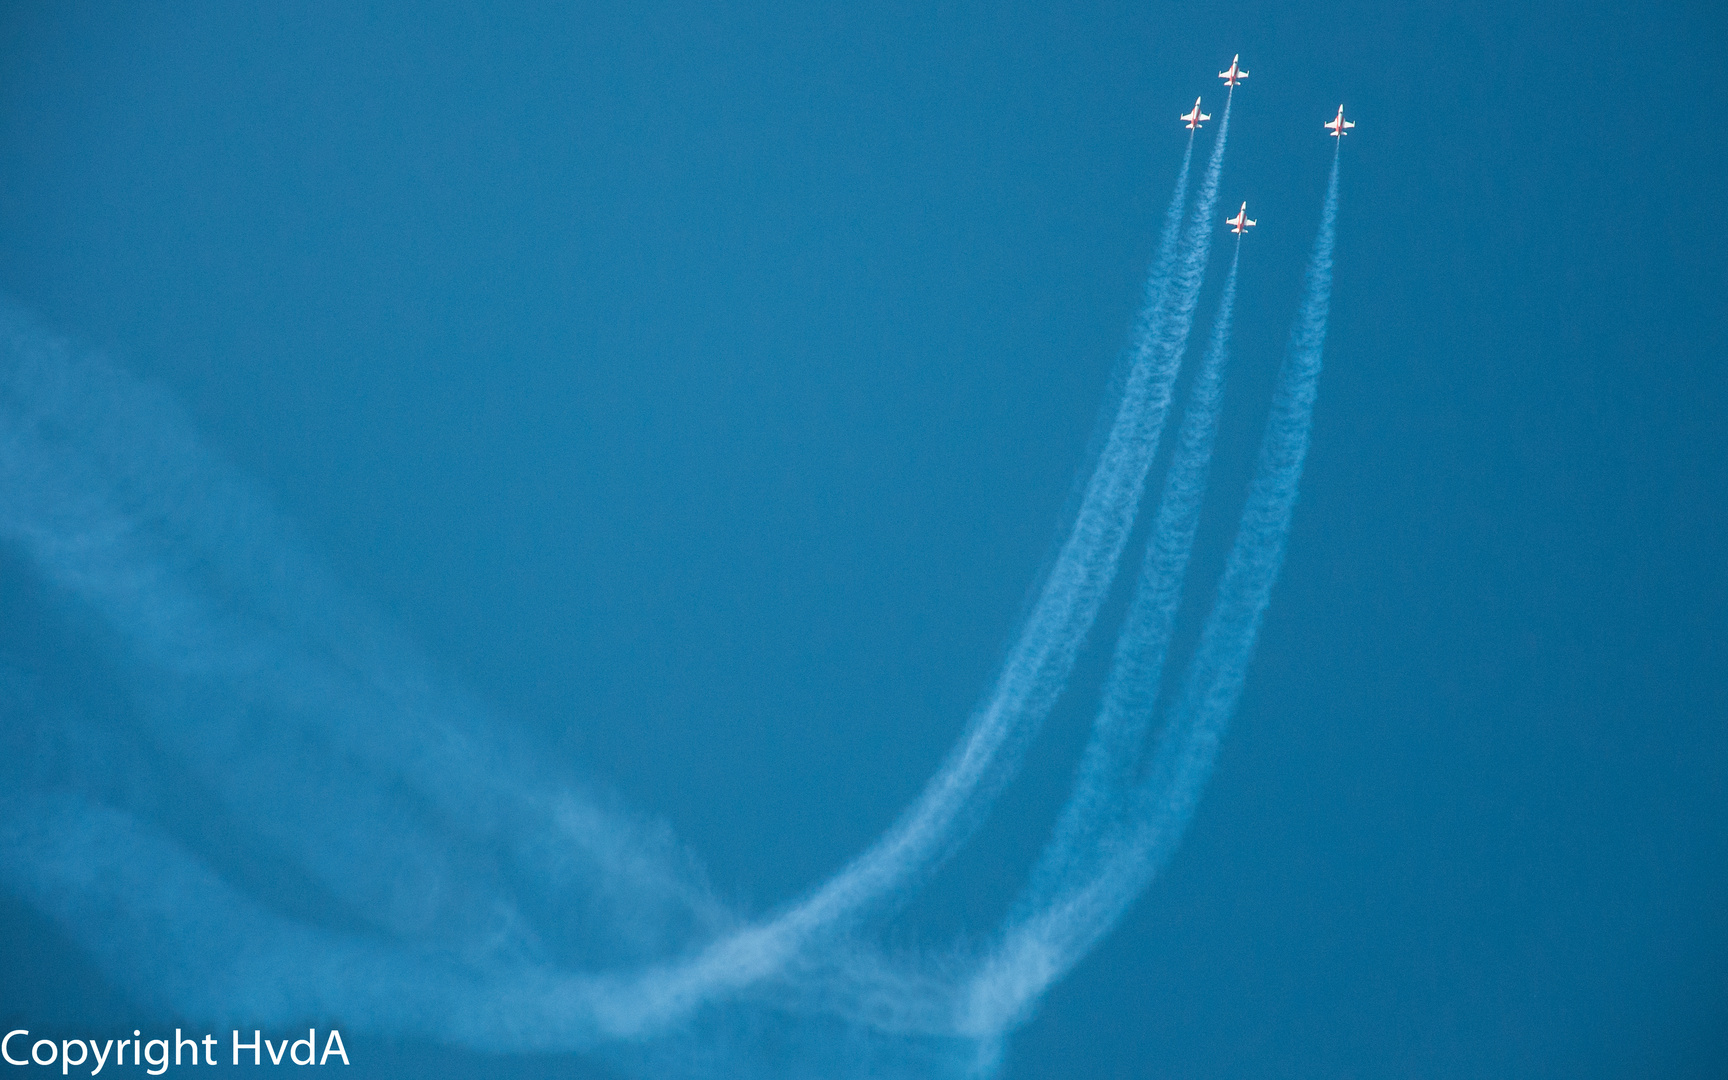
xmin=1325 ymin=104 xmax=1356 ymax=138
xmin=1226 ymin=202 xmax=1256 ymax=234
xmin=1219 ymin=55 xmax=1249 ymax=88
xmin=1181 ymin=97 xmax=1211 ymax=131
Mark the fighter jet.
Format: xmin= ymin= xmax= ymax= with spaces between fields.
xmin=1325 ymin=104 xmax=1356 ymax=138
xmin=1181 ymin=98 xmax=1211 ymax=131
xmin=1226 ymin=202 xmax=1257 ymax=234
xmin=1219 ymin=55 xmax=1249 ymax=87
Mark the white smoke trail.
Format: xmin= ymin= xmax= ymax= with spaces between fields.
xmin=954 ymin=93 xmax=1240 ymax=1034
xmin=0 ymin=317 xmax=972 ymax=1072
xmin=1026 ymin=245 xmax=1242 ymax=909
xmin=618 ymin=133 xmax=1212 ymax=1012
xmin=962 ymin=149 xmax=1340 ymax=1039
xmin=1125 ymin=145 xmax=1339 ymax=882
xmin=0 ymin=126 xmax=1208 ymax=1051
xmin=0 ymin=86 xmax=1338 ymax=1078
xmin=0 ymin=307 xmax=732 ymax=1019
xmin=1139 ymin=87 xmax=1234 ymax=436
xmin=980 ymin=95 xmax=1237 ymax=927
xmin=962 ymin=242 xmax=1245 ymax=1037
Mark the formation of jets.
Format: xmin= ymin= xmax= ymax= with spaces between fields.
xmin=1171 ymin=56 xmax=1355 ymax=235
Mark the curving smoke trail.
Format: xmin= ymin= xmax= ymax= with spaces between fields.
xmin=0 ymin=305 xmax=974 ymax=1072
xmin=1029 ymin=246 xmax=1243 ymax=909
xmin=720 ymin=133 xmax=1201 ymax=940
xmin=0 ymin=128 xmax=1212 ymax=1055
xmin=1124 ymin=144 xmax=1339 ymax=893
xmin=963 ymin=242 xmax=1245 ymax=1037
xmin=956 ymin=91 xmax=1241 ymax=1035
xmin=578 ymin=130 xmax=1215 ymax=1036
xmin=0 ymin=307 xmax=741 ymax=1045
xmin=0 ymin=82 xmax=1342 ymax=1080
xmin=1128 ymin=87 xmax=1236 ymax=463
xmin=963 ymin=148 xmax=1341 ymax=1040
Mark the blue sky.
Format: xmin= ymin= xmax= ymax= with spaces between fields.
xmin=2 ymin=1 xmax=1725 ymax=1076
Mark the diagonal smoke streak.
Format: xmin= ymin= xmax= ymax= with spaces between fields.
xmin=1119 ymin=145 xmax=1338 ymax=900
xmin=1025 ymin=246 xmax=1242 ymax=914
xmin=0 ymin=310 xmax=969 ymax=1063
xmin=962 ymin=240 xmax=1246 ymax=1037
xmin=962 ymin=140 xmax=1337 ymax=1039
xmin=0 ymin=310 xmax=731 ymax=971
xmin=956 ymin=94 xmax=1240 ymax=1035
xmin=1125 ymin=88 xmax=1236 ymax=490
xmin=982 ymin=151 xmax=1338 ymax=1043
xmin=0 ymin=80 xmax=1339 ymax=1079
xmin=651 ymin=134 xmax=1211 ymax=992
xmin=0 ymin=127 xmax=1211 ymax=1050
xmin=1003 ymin=94 xmax=1238 ymax=916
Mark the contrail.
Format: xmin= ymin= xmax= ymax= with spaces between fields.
xmin=1000 ymin=92 xmax=1239 ymax=915
xmin=641 ymin=132 xmax=1212 ymax=993
xmin=0 ymin=79 xmax=1340 ymax=1079
xmin=962 ymin=241 xmax=1245 ymax=1037
xmin=1027 ymin=246 xmax=1242 ymax=909
xmin=956 ymin=91 xmax=1240 ymax=1034
xmin=0 ymin=127 xmax=1208 ymax=1045
xmin=0 ymin=312 xmax=954 ymax=1064
xmin=0 ymin=306 xmax=732 ymax=1009
xmin=1127 ymin=144 xmax=1339 ymax=887
xmin=1142 ymin=86 xmax=1235 ymax=439
xmin=962 ymin=148 xmax=1340 ymax=1039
